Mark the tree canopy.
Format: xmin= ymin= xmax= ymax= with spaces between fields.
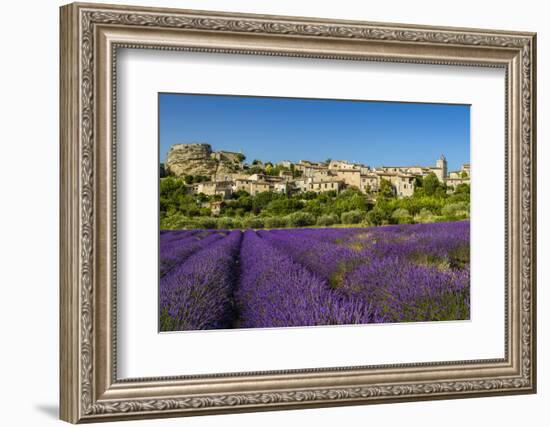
xmin=160 ymin=174 xmax=470 ymax=229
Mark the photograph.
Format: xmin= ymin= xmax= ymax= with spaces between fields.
xmin=158 ymin=93 xmax=472 ymax=332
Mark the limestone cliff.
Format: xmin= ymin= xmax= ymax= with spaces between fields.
xmin=165 ymin=143 xmax=243 ymax=178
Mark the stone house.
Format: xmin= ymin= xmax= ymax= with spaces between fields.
xmin=273 ymin=182 xmax=288 ymax=194
xmin=405 ymin=166 xmax=428 ymax=175
xmin=212 ymin=172 xmax=249 ymax=182
xmin=312 ymin=169 xmax=332 ymax=180
xmin=360 ymin=166 xmax=372 ymax=175
xmin=446 ymin=163 xmax=471 ymax=190
xmin=449 ymin=163 xmax=470 ymax=179
xmin=394 ymin=174 xmax=416 ymax=197
xmin=248 ymin=173 xmax=265 ymax=182
xmin=377 ymin=173 xmax=415 ymax=198
xmin=210 ymin=201 xmax=224 ymax=216
xmin=328 ymin=160 xmax=360 ymax=171
xmin=278 ymin=160 xmax=293 ymax=168
xmin=379 ymin=166 xmax=406 ymax=174
xmin=307 ymin=179 xmax=344 ymax=194
xmin=196 ymin=181 xmax=232 ymax=198
xmin=187 ymin=183 xmax=199 ymax=194
xmin=333 ymin=169 xmax=361 ymax=188
xmin=295 ymin=164 xmax=328 ymax=178
xmin=292 ymin=178 xmax=310 ymax=192
xmin=232 ymin=178 xmax=249 ymax=192
xmin=298 ymin=160 xmax=324 ymax=167
xmin=279 ymin=170 xmax=293 ymax=181
xmin=249 ymin=181 xmax=272 ymax=196
xmin=428 ymin=167 xmax=444 ymax=182
xmin=360 ymin=174 xmax=379 ymax=193
xmin=231 ymin=178 xmax=272 ymax=195
xmin=446 ymin=177 xmax=470 ymax=190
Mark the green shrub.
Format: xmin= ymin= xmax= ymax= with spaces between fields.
xmin=414 ymin=208 xmax=436 ymax=223
xmin=391 ymin=208 xmax=414 ymax=224
xmin=316 ymin=213 xmax=339 ymax=227
xmin=264 ymin=216 xmax=289 ymax=228
xmin=366 ymin=209 xmax=384 ymax=226
xmin=341 ymin=209 xmax=365 ymax=225
xmin=160 ymin=212 xmax=187 ymax=230
xmin=243 ymin=216 xmax=265 ymax=229
xmin=287 ymin=212 xmax=316 ymax=227
xmin=441 ymin=202 xmax=470 ymax=218
xmin=185 ymin=220 xmax=203 ymax=229
xmin=397 ymin=216 xmax=414 ymax=224
xmin=194 ymin=217 xmax=217 ymax=229
xmin=217 ymin=217 xmax=237 ymax=229
xmin=391 ymin=208 xmax=409 ymax=218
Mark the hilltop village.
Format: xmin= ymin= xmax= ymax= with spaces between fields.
xmin=163 ymin=143 xmax=470 ymax=200
xmin=159 ymin=143 xmax=471 ymax=229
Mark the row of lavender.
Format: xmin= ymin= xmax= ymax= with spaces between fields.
xmin=159 ymin=221 xmax=470 ymax=331
xmin=159 ymin=229 xmax=242 ymax=330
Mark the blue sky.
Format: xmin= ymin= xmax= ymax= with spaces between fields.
xmin=159 ymin=93 xmax=470 ymax=172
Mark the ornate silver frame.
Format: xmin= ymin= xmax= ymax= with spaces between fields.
xmin=60 ymin=2 xmax=536 ymax=423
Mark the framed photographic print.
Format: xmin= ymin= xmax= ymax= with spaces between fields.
xmin=60 ymin=2 xmax=537 ymax=423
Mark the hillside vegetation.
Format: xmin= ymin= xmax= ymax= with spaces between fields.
xmin=160 ymin=173 xmax=470 ymax=230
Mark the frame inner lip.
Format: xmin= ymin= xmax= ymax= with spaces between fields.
xmin=110 ymin=42 xmax=511 ymax=383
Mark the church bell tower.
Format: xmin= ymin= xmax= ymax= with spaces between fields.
xmin=436 ymin=154 xmax=447 ymax=179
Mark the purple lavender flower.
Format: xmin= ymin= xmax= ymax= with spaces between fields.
xmin=159 ymin=221 xmax=470 ymax=330
xmin=236 ymin=230 xmax=372 ymax=328
xmin=159 ymin=230 xmax=242 ymax=331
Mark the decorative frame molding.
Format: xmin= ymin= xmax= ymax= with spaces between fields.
xmin=60 ymin=2 xmax=536 ymax=423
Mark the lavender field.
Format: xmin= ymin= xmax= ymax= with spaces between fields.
xmin=159 ymin=221 xmax=470 ymax=331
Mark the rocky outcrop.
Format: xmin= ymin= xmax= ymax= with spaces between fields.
xmin=166 ymin=143 xmax=218 ymax=177
xmin=165 ymin=143 xmax=243 ymax=178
